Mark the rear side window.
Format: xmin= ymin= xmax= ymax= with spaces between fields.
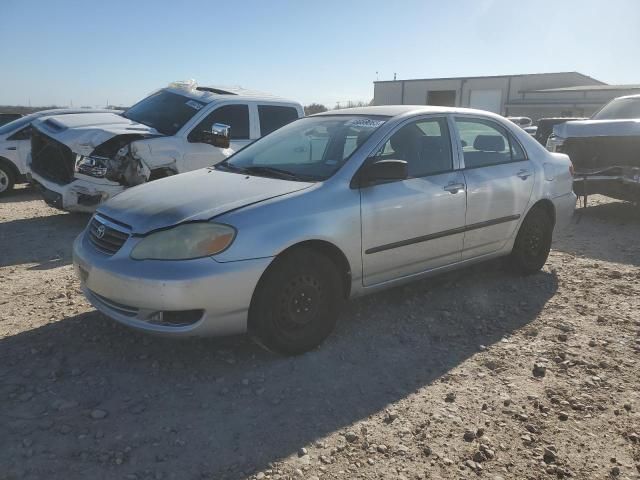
xmin=189 ymin=104 xmax=250 ymax=141
xmin=258 ymin=105 xmax=299 ymax=136
xmin=455 ymin=118 xmax=524 ymax=168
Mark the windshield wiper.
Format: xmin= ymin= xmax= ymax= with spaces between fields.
xmin=243 ymin=166 xmax=302 ymax=180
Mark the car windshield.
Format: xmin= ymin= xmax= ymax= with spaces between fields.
xmin=0 ymin=114 xmax=38 ymax=135
xmin=217 ymin=115 xmax=388 ymax=181
xmin=592 ymin=97 xmax=640 ymax=120
xmin=122 ymin=90 xmax=206 ymax=135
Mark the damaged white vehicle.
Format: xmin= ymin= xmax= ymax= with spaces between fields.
xmin=28 ymin=82 xmax=303 ymax=211
xmin=547 ymin=94 xmax=640 ymax=205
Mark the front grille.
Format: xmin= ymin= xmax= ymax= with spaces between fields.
xmin=88 ymin=215 xmax=130 ymax=255
xmin=30 ymin=128 xmax=77 ymax=184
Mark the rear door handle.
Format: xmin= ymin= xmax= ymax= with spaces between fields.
xmin=6 ymin=147 xmax=16 ymax=151
xmin=443 ymin=182 xmax=465 ymax=193
xmin=516 ymin=169 xmax=531 ymax=180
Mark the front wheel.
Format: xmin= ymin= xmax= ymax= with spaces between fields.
xmin=509 ymin=206 xmax=553 ymax=274
xmin=0 ymin=162 xmax=15 ymax=196
xmin=249 ymin=248 xmax=343 ymax=355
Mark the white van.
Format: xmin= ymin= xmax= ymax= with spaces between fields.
xmin=28 ymin=82 xmax=303 ymax=211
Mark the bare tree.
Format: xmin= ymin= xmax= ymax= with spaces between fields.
xmin=304 ymin=103 xmax=328 ymax=116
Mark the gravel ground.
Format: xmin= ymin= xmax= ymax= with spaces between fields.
xmin=1 ymin=186 xmax=639 ymax=480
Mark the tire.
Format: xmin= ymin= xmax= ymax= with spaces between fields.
xmin=249 ymin=248 xmax=343 ymax=355
xmin=510 ymin=206 xmax=553 ymax=274
xmin=0 ymin=161 xmax=15 ymax=196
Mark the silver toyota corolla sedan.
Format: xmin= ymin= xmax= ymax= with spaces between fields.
xmin=73 ymin=106 xmax=576 ymax=354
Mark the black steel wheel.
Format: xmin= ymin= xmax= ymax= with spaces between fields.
xmin=249 ymin=248 xmax=342 ymax=355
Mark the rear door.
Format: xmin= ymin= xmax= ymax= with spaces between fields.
xmin=453 ymin=117 xmax=534 ymax=259
xmin=360 ymin=116 xmax=467 ymax=286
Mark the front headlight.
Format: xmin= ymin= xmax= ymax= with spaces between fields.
xmin=130 ymin=223 xmax=236 ymax=260
xmin=546 ymin=134 xmax=566 ymax=153
xmin=76 ymin=155 xmax=109 ymax=178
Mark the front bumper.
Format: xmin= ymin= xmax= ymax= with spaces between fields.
xmin=29 ymin=171 xmax=124 ymax=212
xmin=551 ymin=191 xmax=577 ymax=231
xmin=72 ymin=229 xmax=273 ymax=337
xmin=573 ymin=167 xmax=640 ymax=203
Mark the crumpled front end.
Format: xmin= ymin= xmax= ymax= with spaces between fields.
xmin=29 ymin=125 xmax=156 ymax=211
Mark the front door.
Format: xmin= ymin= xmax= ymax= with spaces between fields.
xmin=182 ymin=104 xmax=253 ymax=171
xmin=360 ymin=116 xmax=467 ymax=286
xmin=453 ymin=117 xmax=535 ymax=259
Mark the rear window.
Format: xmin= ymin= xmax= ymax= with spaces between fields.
xmin=258 ymin=105 xmax=299 ymax=136
xmin=592 ymin=97 xmax=640 ymax=120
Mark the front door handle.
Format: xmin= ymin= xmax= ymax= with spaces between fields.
xmin=6 ymin=147 xmax=16 ymax=151
xmin=516 ymin=169 xmax=531 ymax=180
xmin=443 ymin=182 xmax=465 ymax=194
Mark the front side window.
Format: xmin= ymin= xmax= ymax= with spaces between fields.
xmin=7 ymin=125 xmax=32 ymax=141
xmin=217 ymin=115 xmax=387 ymax=181
xmin=258 ymin=105 xmax=299 ymax=136
xmin=188 ymin=104 xmax=250 ymax=142
xmin=122 ymin=90 xmax=206 ymax=136
xmin=376 ymin=117 xmax=453 ymax=177
xmin=455 ymin=118 xmax=524 ymax=168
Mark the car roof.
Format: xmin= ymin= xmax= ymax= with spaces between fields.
xmin=163 ymin=85 xmax=300 ymax=105
xmin=314 ymin=105 xmax=506 ymax=119
xmin=615 ymin=93 xmax=640 ymax=100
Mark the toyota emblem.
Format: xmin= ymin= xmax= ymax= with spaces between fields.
xmin=96 ymin=224 xmax=106 ymax=239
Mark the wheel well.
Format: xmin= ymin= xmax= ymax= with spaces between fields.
xmin=528 ymin=199 xmax=555 ymax=227
xmin=272 ymin=241 xmax=352 ymax=299
xmin=0 ymin=157 xmax=20 ymax=179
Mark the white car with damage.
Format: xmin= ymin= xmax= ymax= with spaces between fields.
xmin=0 ymin=109 xmax=117 ymax=195
xmin=28 ymin=82 xmax=303 ymax=211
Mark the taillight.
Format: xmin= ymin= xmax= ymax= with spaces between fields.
xmin=569 ymin=162 xmax=574 ymax=176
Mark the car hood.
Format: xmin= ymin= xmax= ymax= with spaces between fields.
xmin=97 ymin=168 xmax=314 ymax=235
xmin=32 ymin=112 xmax=160 ymax=156
xmin=553 ymin=119 xmax=640 ymax=139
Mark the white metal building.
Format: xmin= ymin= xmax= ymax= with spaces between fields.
xmin=373 ymin=72 xmax=640 ymax=120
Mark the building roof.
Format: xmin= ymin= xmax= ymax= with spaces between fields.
xmin=374 ymin=71 xmax=605 ymax=85
xmin=524 ymin=84 xmax=640 ymax=93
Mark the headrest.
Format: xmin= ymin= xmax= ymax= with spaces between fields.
xmin=473 ymin=134 xmax=505 ymax=152
xmin=420 ymin=135 xmax=444 ymax=151
xmin=356 ymin=130 xmax=370 ymax=147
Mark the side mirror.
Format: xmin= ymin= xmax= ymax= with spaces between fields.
xmin=200 ymin=123 xmax=231 ymax=148
xmin=353 ymin=158 xmax=408 ymax=188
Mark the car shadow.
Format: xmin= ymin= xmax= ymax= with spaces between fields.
xmin=553 ymin=200 xmax=640 ymax=266
xmin=0 ymin=261 xmax=558 ymax=479
xmin=0 ymin=185 xmax=39 ymax=204
xmin=0 ymin=212 xmax=89 ymax=269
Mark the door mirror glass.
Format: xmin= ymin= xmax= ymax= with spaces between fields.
xmin=357 ymin=158 xmax=408 ymax=187
xmin=199 ymin=122 xmax=231 ymax=148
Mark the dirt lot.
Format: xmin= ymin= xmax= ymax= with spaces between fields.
xmin=0 ymin=187 xmax=639 ymax=480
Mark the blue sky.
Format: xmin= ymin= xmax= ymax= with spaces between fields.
xmin=1 ymin=0 xmax=639 ymax=107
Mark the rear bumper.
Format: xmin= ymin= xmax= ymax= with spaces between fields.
xmin=552 ymin=191 xmax=577 ymax=231
xmin=29 ymin=171 xmax=124 ymax=212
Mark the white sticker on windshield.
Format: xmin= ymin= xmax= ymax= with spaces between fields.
xmin=345 ymin=118 xmax=385 ymax=128
xmin=185 ymin=100 xmax=204 ymax=110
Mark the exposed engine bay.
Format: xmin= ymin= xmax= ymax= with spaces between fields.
xmin=75 ymin=134 xmax=157 ymax=186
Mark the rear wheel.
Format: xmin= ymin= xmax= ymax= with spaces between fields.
xmin=249 ymin=248 xmax=342 ymax=355
xmin=510 ymin=206 xmax=553 ymax=274
xmin=0 ymin=162 xmax=15 ymax=196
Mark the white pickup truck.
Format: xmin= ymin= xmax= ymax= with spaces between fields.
xmin=28 ymin=82 xmax=303 ymax=211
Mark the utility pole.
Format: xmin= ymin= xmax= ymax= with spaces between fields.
xmin=393 ymin=72 xmax=397 ymax=81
